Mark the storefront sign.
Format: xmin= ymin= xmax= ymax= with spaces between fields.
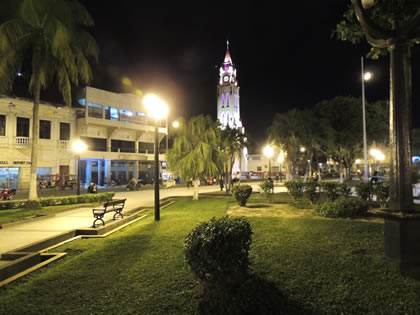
xmin=12 ymin=161 xmax=31 ymax=165
xmin=0 ymin=161 xmax=8 ymax=165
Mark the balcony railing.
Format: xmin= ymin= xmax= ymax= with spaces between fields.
xmin=59 ymin=140 xmax=70 ymax=150
xmin=15 ymin=137 xmax=31 ymax=147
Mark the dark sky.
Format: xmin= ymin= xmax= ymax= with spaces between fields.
xmin=75 ymin=1 xmax=419 ymax=147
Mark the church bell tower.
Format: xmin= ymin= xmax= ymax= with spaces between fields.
xmin=217 ymin=41 xmax=243 ymax=132
xmin=216 ymin=41 xmax=247 ymax=173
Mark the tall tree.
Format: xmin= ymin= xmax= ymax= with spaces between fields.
xmin=0 ymin=0 xmax=98 ymax=208
xmin=219 ymin=125 xmax=247 ymax=193
xmin=268 ymin=109 xmax=304 ymax=179
xmin=168 ymin=115 xmax=225 ymax=200
xmin=335 ymin=0 xmax=420 ymax=210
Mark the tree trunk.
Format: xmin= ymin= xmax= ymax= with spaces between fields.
xmin=27 ymin=47 xmax=42 ymax=209
xmin=193 ymin=178 xmax=199 ymax=200
xmin=388 ymin=43 xmax=414 ymax=211
xmin=226 ymin=158 xmax=232 ymax=193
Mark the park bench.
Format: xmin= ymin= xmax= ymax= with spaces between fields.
xmin=92 ymin=199 xmax=126 ymax=227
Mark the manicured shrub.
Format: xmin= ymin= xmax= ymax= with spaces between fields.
xmin=321 ymin=182 xmax=339 ymax=201
xmin=0 ymin=200 xmax=26 ymax=210
xmin=259 ymin=180 xmax=274 ymax=201
xmin=284 ymin=179 xmax=304 ymax=201
xmin=355 ymin=182 xmax=372 ymax=201
xmin=0 ymin=192 xmax=115 ymax=210
xmin=304 ymin=178 xmax=319 ymax=203
xmin=314 ymin=199 xmax=369 ymax=218
xmin=231 ymin=184 xmax=253 ymax=206
xmin=184 ymin=216 xmax=253 ymax=288
xmin=373 ymin=182 xmax=389 ymax=208
xmin=338 ymin=183 xmax=352 ymax=198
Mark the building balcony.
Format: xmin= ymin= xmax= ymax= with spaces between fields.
xmin=59 ymin=140 xmax=70 ymax=150
xmin=15 ymin=137 xmax=31 ymax=148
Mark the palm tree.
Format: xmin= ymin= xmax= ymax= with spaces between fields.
xmin=168 ymin=115 xmax=225 ymax=200
xmin=219 ymin=125 xmax=247 ymax=193
xmin=0 ymin=0 xmax=98 ymax=208
xmin=268 ymin=109 xmax=303 ymax=179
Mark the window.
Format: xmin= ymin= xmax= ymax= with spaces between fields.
xmin=226 ymin=93 xmax=230 ymax=107
xmin=0 ymin=115 xmax=5 ymax=136
xmin=88 ymin=103 xmax=103 ymax=118
xmin=252 ymin=156 xmax=261 ymax=161
xmin=257 ymin=166 xmax=262 ymax=172
xmin=39 ymin=120 xmax=51 ymax=139
xmin=221 ymin=94 xmax=224 ymax=107
xmin=139 ymin=142 xmax=154 ymax=154
xmin=60 ymin=123 xmax=70 ymax=140
xmin=111 ymin=140 xmax=135 ymax=153
xmin=120 ymin=109 xmax=134 ymax=121
xmin=16 ymin=117 xmax=30 ymax=137
xmin=105 ymin=107 xmax=119 ymax=120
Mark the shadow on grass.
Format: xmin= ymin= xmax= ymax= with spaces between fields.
xmin=199 ymin=274 xmax=313 ymax=315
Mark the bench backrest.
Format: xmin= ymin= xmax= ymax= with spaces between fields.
xmin=104 ymin=199 xmax=126 ymax=208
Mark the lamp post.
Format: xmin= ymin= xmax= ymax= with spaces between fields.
xmin=361 ymin=57 xmax=372 ymax=182
xmin=72 ymin=140 xmax=87 ymax=195
xmin=277 ymin=150 xmax=285 ymax=182
xmin=144 ymin=94 xmax=168 ymax=221
xmin=263 ymin=145 xmax=274 ymax=178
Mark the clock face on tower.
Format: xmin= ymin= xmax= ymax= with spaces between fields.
xmin=223 ymin=75 xmax=229 ymax=83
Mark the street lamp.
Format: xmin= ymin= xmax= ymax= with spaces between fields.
xmin=361 ymin=57 xmax=372 ymax=182
xmin=277 ymin=150 xmax=285 ymax=182
xmin=144 ymin=94 xmax=168 ymax=221
xmin=72 ymin=140 xmax=87 ymax=195
xmin=263 ymin=145 xmax=274 ymax=178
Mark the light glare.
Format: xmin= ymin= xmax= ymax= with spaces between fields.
xmin=144 ymin=94 xmax=168 ymax=120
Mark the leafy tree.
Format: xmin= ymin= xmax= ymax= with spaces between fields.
xmin=0 ymin=0 xmax=98 ymax=208
xmin=168 ymin=115 xmax=225 ymax=200
xmin=334 ymin=0 xmax=420 ymax=59
xmin=313 ymin=96 xmax=388 ymax=180
xmin=219 ymin=125 xmax=247 ymax=193
xmin=335 ymin=0 xmax=419 ymax=210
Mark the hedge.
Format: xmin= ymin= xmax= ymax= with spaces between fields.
xmin=0 ymin=192 xmax=115 ymax=210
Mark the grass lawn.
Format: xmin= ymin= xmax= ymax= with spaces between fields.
xmin=0 ymin=203 xmax=100 ymax=225
xmin=1 ymin=197 xmax=420 ymax=314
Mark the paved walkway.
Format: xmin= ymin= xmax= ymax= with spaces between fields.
xmin=0 ymin=183 xmax=282 ymax=256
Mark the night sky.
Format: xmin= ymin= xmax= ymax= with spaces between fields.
xmin=53 ymin=2 xmax=420 ymax=149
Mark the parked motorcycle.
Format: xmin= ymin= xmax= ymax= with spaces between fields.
xmin=87 ymin=182 xmax=97 ymax=194
xmin=126 ymin=181 xmax=142 ymax=191
xmin=0 ymin=187 xmax=16 ymax=200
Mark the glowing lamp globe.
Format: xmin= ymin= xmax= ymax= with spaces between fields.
xmin=263 ymin=145 xmax=274 ymax=158
xmin=72 ymin=140 xmax=87 ymax=153
xmin=144 ymin=94 xmax=168 ymax=121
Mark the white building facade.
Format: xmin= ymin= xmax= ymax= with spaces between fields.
xmin=0 ymin=87 xmax=167 ymax=190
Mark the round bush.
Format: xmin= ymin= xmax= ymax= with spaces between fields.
xmin=314 ymin=198 xmax=369 ymax=218
xmin=184 ymin=216 xmax=253 ymax=287
xmin=231 ymin=184 xmax=253 ymax=206
xmin=284 ymin=180 xmax=304 ymax=201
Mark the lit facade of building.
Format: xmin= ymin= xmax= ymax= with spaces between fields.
xmin=216 ymin=41 xmax=247 ymax=173
xmin=0 ymin=87 xmax=167 ymax=189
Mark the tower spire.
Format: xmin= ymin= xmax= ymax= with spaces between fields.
xmin=224 ymin=40 xmax=232 ymax=64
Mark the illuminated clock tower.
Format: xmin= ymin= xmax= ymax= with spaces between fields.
xmin=217 ymin=41 xmax=247 ymax=173
xmin=217 ymin=41 xmax=243 ymax=130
